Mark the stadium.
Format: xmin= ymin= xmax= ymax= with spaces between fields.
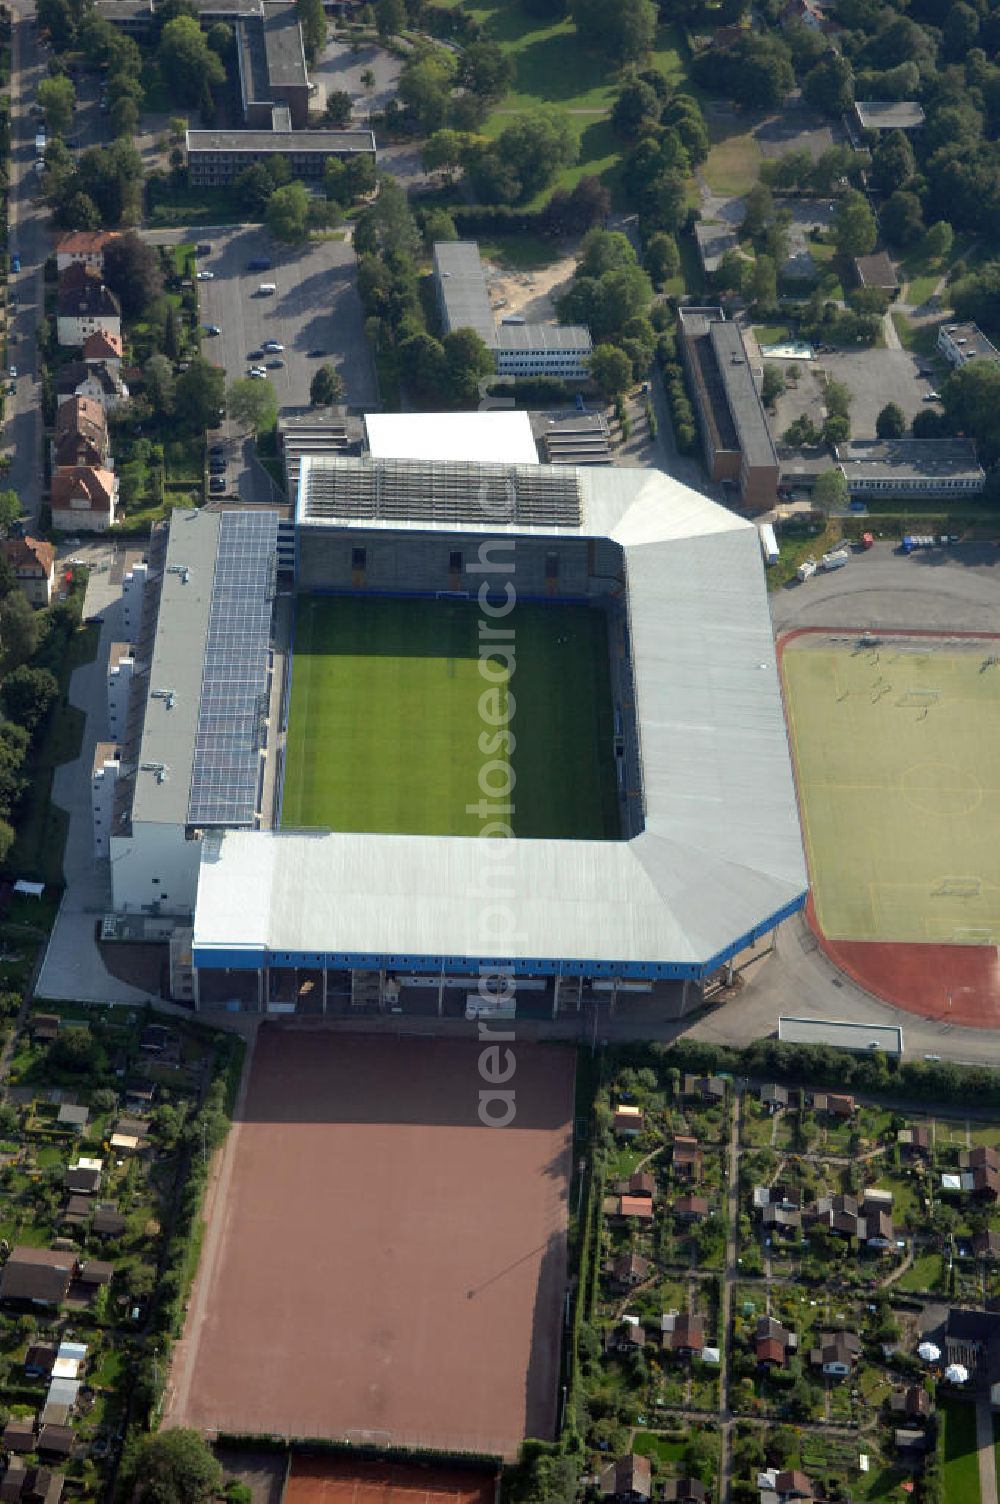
xmin=102 ymin=434 xmax=808 ymax=1018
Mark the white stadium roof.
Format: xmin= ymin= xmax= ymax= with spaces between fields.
xmin=194 ymin=461 xmax=807 ymax=978
xmin=364 ymin=411 xmax=539 ymax=466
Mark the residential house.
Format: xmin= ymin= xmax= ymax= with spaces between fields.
xmin=810 ymin=1331 xmax=861 ymax=1377
xmin=1 ymin=1421 xmax=35 ymax=1454
xmin=75 ymin=1260 xmax=113 ymax=1289
xmin=662 ymin=1311 xmax=705 ymax=1357
xmin=56 ymin=358 xmax=129 ymax=413
xmin=762 ymin=1204 xmax=801 ymax=1238
xmin=613 ymin=1104 xmax=645 ymax=1137
xmin=811 ymin=1092 xmax=855 ymax=1118
xmin=64 ymin=1159 xmax=102 ymax=1195
xmin=682 ymin=1074 xmax=726 ymax=1103
xmin=755 ymin=1316 xmax=797 ymax=1369
xmin=55 ymin=230 xmax=120 ymax=274
xmin=82 ymin=329 xmax=123 ymax=366
xmin=50 ymin=467 xmax=118 ymax=534
xmin=611 ymin=1319 xmax=646 ymax=1355
xmin=1 ymin=1464 xmax=26 ymax=1504
xmin=898 ymin=1125 xmax=931 ymax=1159
xmin=772 ymin=1473 xmax=814 ymax=1501
xmin=60 ymin=1196 xmax=92 ymax=1229
xmin=29 ymin=1015 xmax=59 ymax=1043
xmin=753 ymin=1184 xmax=800 ymax=1213
xmin=598 ymin=1455 xmax=651 ymax=1503
xmin=125 ymin=1082 xmax=155 ymax=1113
xmin=35 ymin=1430 xmax=73 ymax=1462
xmin=0 ymin=537 xmax=56 ymax=608
xmin=760 ymin=1082 xmax=789 ymax=1111
xmin=56 ymin=265 xmax=122 ymax=348
xmin=961 ymin=1146 xmax=1000 ymax=1201
xmin=890 ymin=1385 xmax=932 ymax=1421
xmin=853 ymin=251 xmax=899 ymax=297
xmin=19 ymin=1469 xmax=64 ymax=1504
xmin=23 ymin=1343 xmax=57 ymax=1379
xmin=91 ymin=1205 xmax=126 ymax=1239
xmin=864 ymin=1206 xmax=896 ymax=1250
xmin=53 ymin=396 xmax=109 ymax=471
xmin=55 ymin=1104 xmax=88 ymax=1135
xmin=972 ymin=1229 xmax=1000 ymax=1261
xmin=617 ymin=1195 xmax=654 ymax=1223
xmin=674 ymin=1194 xmax=710 ymax=1222
xmin=662 ymin=1483 xmax=707 ymax=1504
xmin=895 ymin=1430 xmax=927 ymax=1452
xmin=611 ymin=1254 xmax=651 ymax=1289
xmin=0 ymin=1249 xmax=74 ymax=1308
xmin=806 ymin=1194 xmax=861 ymax=1240
xmin=616 ymin=1171 xmax=656 ymax=1201
xmin=672 ymin=1136 xmax=702 ymax=1179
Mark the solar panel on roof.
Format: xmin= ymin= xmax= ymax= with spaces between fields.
xmin=187 ymin=511 xmax=278 ymax=828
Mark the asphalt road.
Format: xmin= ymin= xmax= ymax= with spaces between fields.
xmin=5 ymin=1 xmax=48 ymax=527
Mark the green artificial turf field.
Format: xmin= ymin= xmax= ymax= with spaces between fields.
xmin=781 ymin=638 xmax=1000 ymax=945
xmin=282 ymin=595 xmax=620 ymax=840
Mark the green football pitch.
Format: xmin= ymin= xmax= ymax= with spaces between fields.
xmin=281 ymin=595 xmax=620 ymax=840
xmin=781 ymin=639 xmax=1000 ymax=945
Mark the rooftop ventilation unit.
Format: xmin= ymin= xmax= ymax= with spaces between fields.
xmin=140 ymin=761 xmax=169 ymax=784
xmin=150 ymin=689 xmax=176 ymax=710
xmin=166 ymin=565 xmax=191 ymax=583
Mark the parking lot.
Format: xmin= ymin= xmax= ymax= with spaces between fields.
xmin=768 ymin=344 xmax=937 ymax=442
xmin=194 ymin=225 xmax=377 ymax=499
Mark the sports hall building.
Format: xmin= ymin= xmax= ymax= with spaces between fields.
xmin=100 ymin=440 xmax=807 ymax=1017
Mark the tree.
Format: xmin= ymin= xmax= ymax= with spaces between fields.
xmin=1 ymin=666 xmax=58 ymax=735
xmin=870 ymin=130 xmax=915 ymax=196
xmin=353 ymin=176 xmax=420 ymax=259
xmin=37 ymin=0 xmax=76 ymax=50
xmin=227 ymin=378 xmax=278 ymax=435
xmin=157 ymin=16 xmax=225 ymax=107
xmin=375 ymin=0 xmax=404 ymax=41
xmin=324 ymin=90 xmax=353 ymax=127
xmin=803 ymin=54 xmax=854 ymax=117
xmin=144 ymin=354 xmax=176 ymax=415
xmin=589 ymin=343 xmax=632 ymax=397
xmin=310 ymin=363 xmax=345 ymax=406
xmin=296 ymin=0 xmax=326 ymax=63
xmin=492 ymin=111 xmax=576 ymax=201
xmin=761 ymin=364 xmax=786 ymax=409
xmin=420 ymin=207 xmax=457 ymax=250
xmin=578 ymin=228 xmax=636 ymax=279
xmin=742 ymin=182 xmax=774 ymax=243
xmin=823 ymin=413 xmax=850 ymax=445
xmin=103 ymin=232 xmax=163 ymax=319
xmin=813 ymin=468 xmax=848 ymax=511
xmin=442 ymin=328 xmax=494 ymax=405
xmin=751 ymin=253 xmax=777 ymax=311
xmin=697 ymin=33 xmax=793 ymax=111
xmin=0 ymin=594 xmax=39 ymax=668
xmin=876 ymin=401 xmax=906 ymax=439
xmin=0 ymin=491 xmax=21 ymax=536
xmin=37 ymin=75 xmax=75 ymax=136
xmin=644 ymin=232 xmax=679 ymax=290
xmin=398 ymin=332 xmax=448 ymax=398
xmin=833 ymin=190 xmax=877 ymax=259
xmin=942 ymin=360 xmax=1000 ymax=463
xmin=174 ymin=358 xmax=225 ymax=431
xmin=129 ymin=1429 xmax=222 ymax=1504
xmin=398 ymin=52 xmax=455 ymax=134
xmin=459 ymin=41 xmax=512 ymax=101
xmin=571 ymin=0 xmax=655 ymax=63
xmin=923 ymin=220 xmax=954 ymax=264
xmin=110 ymin=95 xmax=140 ymax=139
xmin=266 ymin=181 xmax=310 ymax=244
xmin=612 ymin=79 xmax=660 ymax=140
xmin=881 ymin=190 xmax=924 ymax=248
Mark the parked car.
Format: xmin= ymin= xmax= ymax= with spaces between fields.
xmin=924 ymin=390 xmax=940 ymax=401
xmin=209 ymin=477 xmax=226 ymax=492
xmin=266 ymin=359 xmax=284 ymax=369
xmin=209 ymin=460 xmax=226 ymax=473
xmin=247 ymin=349 xmax=263 ymax=360
xmin=11 ymin=254 xmax=20 ymax=273
xmin=263 ymin=340 xmax=284 ymax=352
xmin=209 ymin=444 xmax=226 ymax=457
xmin=196 ymin=271 xmax=215 ymax=281
xmin=248 ymin=368 xmax=267 ymax=379
xmin=196 ymin=243 xmax=212 ymax=255
xmin=8 ymin=366 xmax=16 ymax=379
xmin=203 ymin=324 xmax=221 ymax=336
xmin=247 ymin=257 xmax=272 ymax=272
xmin=307 ymin=348 xmax=327 ymax=358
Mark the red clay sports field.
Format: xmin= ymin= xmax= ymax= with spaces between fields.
xmin=165 ymin=1031 xmax=575 ymax=1459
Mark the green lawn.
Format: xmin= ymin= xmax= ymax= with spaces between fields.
xmin=282 ymin=595 xmax=619 ymax=840
xmin=703 ymin=124 xmax=762 ymax=196
xmin=941 ymin=1400 xmax=981 ymax=1504
xmin=781 ymin=639 xmax=1000 ymax=945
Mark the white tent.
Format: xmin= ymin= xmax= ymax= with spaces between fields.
xmin=13 ymin=880 xmax=43 ymax=898
xmin=944 ymin=1363 xmax=969 ymax=1384
xmin=918 ymin=1342 xmax=941 ymax=1362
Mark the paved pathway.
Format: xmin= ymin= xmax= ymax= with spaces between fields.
xmin=977 ymin=1398 xmax=998 ymax=1504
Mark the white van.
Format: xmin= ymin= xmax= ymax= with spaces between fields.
xmin=256 ymin=282 xmax=276 ymax=296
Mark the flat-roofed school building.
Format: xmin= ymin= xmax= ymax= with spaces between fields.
xmin=835 ymin=438 xmax=985 ymax=498
xmin=678 ymin=307 xmax=779 ymax=511
xmin=186 ymin=129 xmax=376 ymax=185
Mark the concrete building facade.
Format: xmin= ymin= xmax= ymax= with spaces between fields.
xmin=678 ymin=308 xmax=779 ymax=511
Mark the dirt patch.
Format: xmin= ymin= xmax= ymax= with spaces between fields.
xmin=483 ymin=255 xmax=577 ymax=323
xmin=214 ymin=1447 xmax=288 ymax=1504
xmin=166 ymin=1031 xmax=575 ymax=1459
